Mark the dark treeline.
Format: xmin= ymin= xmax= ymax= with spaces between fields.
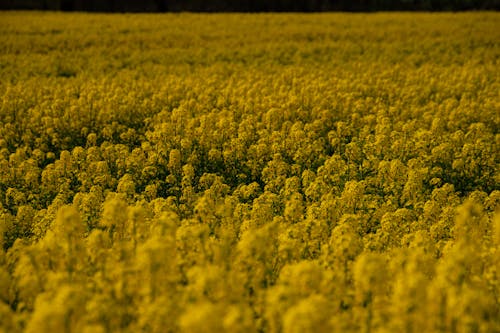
xmin=2 ymin=0 xmax=499 ymax=11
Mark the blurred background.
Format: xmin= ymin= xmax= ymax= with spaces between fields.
xmin=1 ymin=0 xmax=499 ymax=12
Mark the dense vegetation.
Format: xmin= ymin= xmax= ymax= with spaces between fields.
xmin=0 ymin=11 xmax=499 ymax=333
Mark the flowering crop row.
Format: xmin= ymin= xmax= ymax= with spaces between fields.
xmin=0 ymin=11 xmax=499 ymax=333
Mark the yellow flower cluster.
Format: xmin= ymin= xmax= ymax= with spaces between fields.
xmin=0 ymin=11 xmax=499 ymax=333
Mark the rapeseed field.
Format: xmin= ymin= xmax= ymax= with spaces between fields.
xmin=0 ymin=11 xmax=499 ymax=332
